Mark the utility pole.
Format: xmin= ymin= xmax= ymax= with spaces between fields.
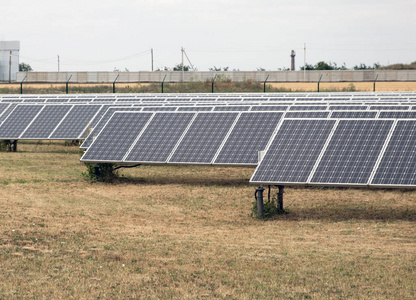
xmin=183 ymin=48 xmax=195 ymax=71
xmin=57 ymin=55 xmax=60 ymax=72
xmin=9 ymin=51 xmax=12 ymax=83
xmin=151 ymin=48 xmax=154 ymax=71
xmin=181 ymin=47 xmax=184 ymax=82
xmin=303 ymin=43 xmax=306 ymax=81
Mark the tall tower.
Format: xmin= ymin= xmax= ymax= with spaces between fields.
xmin=290 ymin=50 xmax=296 ymax=71
xmin=0 ymin=41 xmax=20 ymax=82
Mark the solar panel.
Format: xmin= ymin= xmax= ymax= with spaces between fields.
xmin=214 ymin=112 xmax=283 ymax=165
xmin=310 ymin=120 xmax=394 ymax=185
xmin=142 ymin=107 xmax=178 ymax=111
xmin=81 ymin=112 xmax=153 ymax=162
xmin=0 ymin=105 xmax=44 ymax=138
xmin=125 ymin=113 xmax=196 ymax=163
xmin=50 ymin=105 xmax=102 ymax=139
xmin=177 ymin=106 xmax=213 ymax=111
xmin=369 ymin=105 xmax=410 ymax=110
xmin=250 ymin=119 xmax=336 ymax=184
xmin=213 ymin=106 xmax=250 ymax=111
xmin=250 ymin=106 xmax=288 ymax=111
xmin=80 ymin=107 xmax=142 ymax=149
xmin=371 ymin=120 xmax=416 ymax=187
xmin=169 ymin=112 xmax=239 ymax=163
xmin=289 ymin=105 xmax=328 ymax=111
xmin=285 ymin=111 xmax=330 ymax=118
xmin=329 ymin=105 xmax=367 ymax=110
xmin=21 ymin=105 xmax=72 ymax=139
xmin=0 ymin=104 xmax=17 ymax=123
xmin=379 ymin=111 xmax=416 ymax=118
xmin=330 ymin=111 xmax=377 ymax=118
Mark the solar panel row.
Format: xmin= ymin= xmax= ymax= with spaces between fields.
xmin=250 ymin=118 xmax=416 ymax=188
xmin=81 ymin=111 xmax=284 ymax=166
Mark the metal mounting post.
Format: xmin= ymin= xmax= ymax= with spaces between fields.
xmin=161 ymin=74 xmax=167 ymax=93
xmin=317 ymin=74 xmax=323 ymax=92
xmin=66 ymin=75 xmax=72 ymax=94
xmin=255 ymin=186 xmax=265 ymax=219
xmin=277 ymin=185 xmax=284 ymax=211
xmin=263 ymin=74 xmax=269 ymax=93
xmin=373 ymin=74 xmax=379 ymax=92
xmin=212 ymin=74 xmax=217 ymax=93
xmin=20 ymin=75 xmax=27 ymax=94
xmin=94 ymin=164 xmax=100 ymax=178
xmin=113 ymin=74 xmax=120 ymax=93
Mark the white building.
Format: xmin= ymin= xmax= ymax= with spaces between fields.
xmin=0 ymin=41 xmax=20 ymax=82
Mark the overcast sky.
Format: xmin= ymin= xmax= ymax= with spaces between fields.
xmin=1 ymin=0 xmax=415 ymax=72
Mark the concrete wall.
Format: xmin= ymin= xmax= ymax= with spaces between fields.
xmin=16 ymin=69 xmax=416 ymax=83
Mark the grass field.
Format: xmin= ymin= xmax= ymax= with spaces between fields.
xmin=1 ymin=81 xmax=416 ymax=94
xmin=0 ymin=141 xmax=415 ymax=299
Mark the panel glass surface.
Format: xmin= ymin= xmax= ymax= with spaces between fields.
xmin=0 ymin=105 xmax=43 ymax=138
xmin=330 ymin=111 xmax=377 ymax=118
xmin=81 ymin=112 xmax=153 ymax=162
xmin=285 ymin=111 xmax=330 ymax=118
xmin=80 ymin=107 xmax=142 ymax=148
xmin=250 ymin=106 xmax=288 ymax=111
xmin=169 ymin=112 xmax=238 ymax=163
xmin=372 ymin=120 xmax=416 ymax=186
xmin=378 ymin=111 xmax=416 ymax=118
xmin=250 ymin=119 xmax=336 ymax=184
xmin=125 ymin=113 xmax=195 ymax=163
xmin=213 ymin=106 xmax=250 ymax=111
xmin=311 ymin=120 xmax=394 ymax=184
xmin=289 ymin=105 xmax=328 ymax=111
xmin=177 ymin=106 xmax=213 ymax=111
xmin=21 ymin=105 xmax=72 ymax=138
xmin=50 ymin=105 xmax=101 ymax=139
xmin=215 ymin=112 xmax=283 ymax=164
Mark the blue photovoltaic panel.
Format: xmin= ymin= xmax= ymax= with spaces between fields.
xmin=329 ymin=105 xmax=367 ymax=110
xmin=371 ymin=120 xmax=416 ymax=186
xmin=21 ymin=105 xmax=72 ymax=139
xmin=215 ymin=112 xmax=283 ymax=165
xmin=369 ymin=105 xmax=409 ymax=110
xmin=0 ymin=105 xmax=43 ymax=138
xmin=378 ymin=111 xmax=416 ymax=118
xmin=330 ymin=111 xmax=377 ymax=118
xmin=80 ymin=107 xmax=142 ymax=149
xmin=142 ymin=107 xmax=178 ymax=111
xmin=125 ymin=113 xmax=195 ymax=163
xmin=177 ymin=106 xmax=213 ymax=111
xmin=0 ymin=103 xmax=10 ymax=117
xmin=0 ymin=104 xmax=17 ymax=123
xmin=213 ymin=106 xmax=250 ymax=111
xmin=169 ymin=112 xmax=238 ymax=163
xmin=250 ymin=119 xmax=336 ymax=184
xmin=311 ymin=120 xmax=394 ymax=185
xmin=50 ymin=105 xmax=101 ymax=139
xmin=285 ymin=111 xmax=330 ymax=118
xmin=81 ymin=112 xmax=153 ymax=162
xmin=289 ymin=105 xmax=328 ymax=111
xmin=250 ymin=106 xmax=288 ymax=111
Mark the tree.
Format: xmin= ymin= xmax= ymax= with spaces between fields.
xmin=19 ymin=62 xmax=33 ymax=72
xmin=209 ymin=66 xmax=229 ymax=71
xmin=173 ymin=64 xmax=190 ymax=71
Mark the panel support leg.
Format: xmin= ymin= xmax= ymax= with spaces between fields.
xmin=255 ymin=186 xmax=265 ymax=219
xmin=12 ymin=140 xmax=17 ymax=152
xmin=277 ymin=185 xmax=284 ymax=211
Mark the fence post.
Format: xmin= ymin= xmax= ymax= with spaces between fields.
xmin=373 ymin=74 xmax=379 ymax=92
xmin=113 ymin=74 xmax=120 ymax=93
xmin=317 ymin=74 xmax=323 ymax=92
xmin=212 ymin=74 xmax=217 ymax=93
xmin=161 ymin=74 xmax=167 ymax=93
xmin=263 ymin=74 xmax=269 ymax=93
xmin=20 ymin=75 xmax=27 ymax=94
xmin=66 ymin=75 xmax=72 ymax=94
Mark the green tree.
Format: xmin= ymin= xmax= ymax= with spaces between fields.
xmin=19 ymin=62 xmax=33 ymax=71
xmin=173 ymin=64 xmax=190 ymax=71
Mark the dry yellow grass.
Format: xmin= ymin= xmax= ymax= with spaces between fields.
xmin=2 ymin=81 xmax=416 ymax=92
xmin=0 ymin=141 xmax=415 ymax=299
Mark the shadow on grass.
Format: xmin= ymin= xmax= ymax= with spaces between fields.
xmin=115 ymin=175 xmax=250 ymax=187
xmin=270 ymin=206 xmax=416 ymax=222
